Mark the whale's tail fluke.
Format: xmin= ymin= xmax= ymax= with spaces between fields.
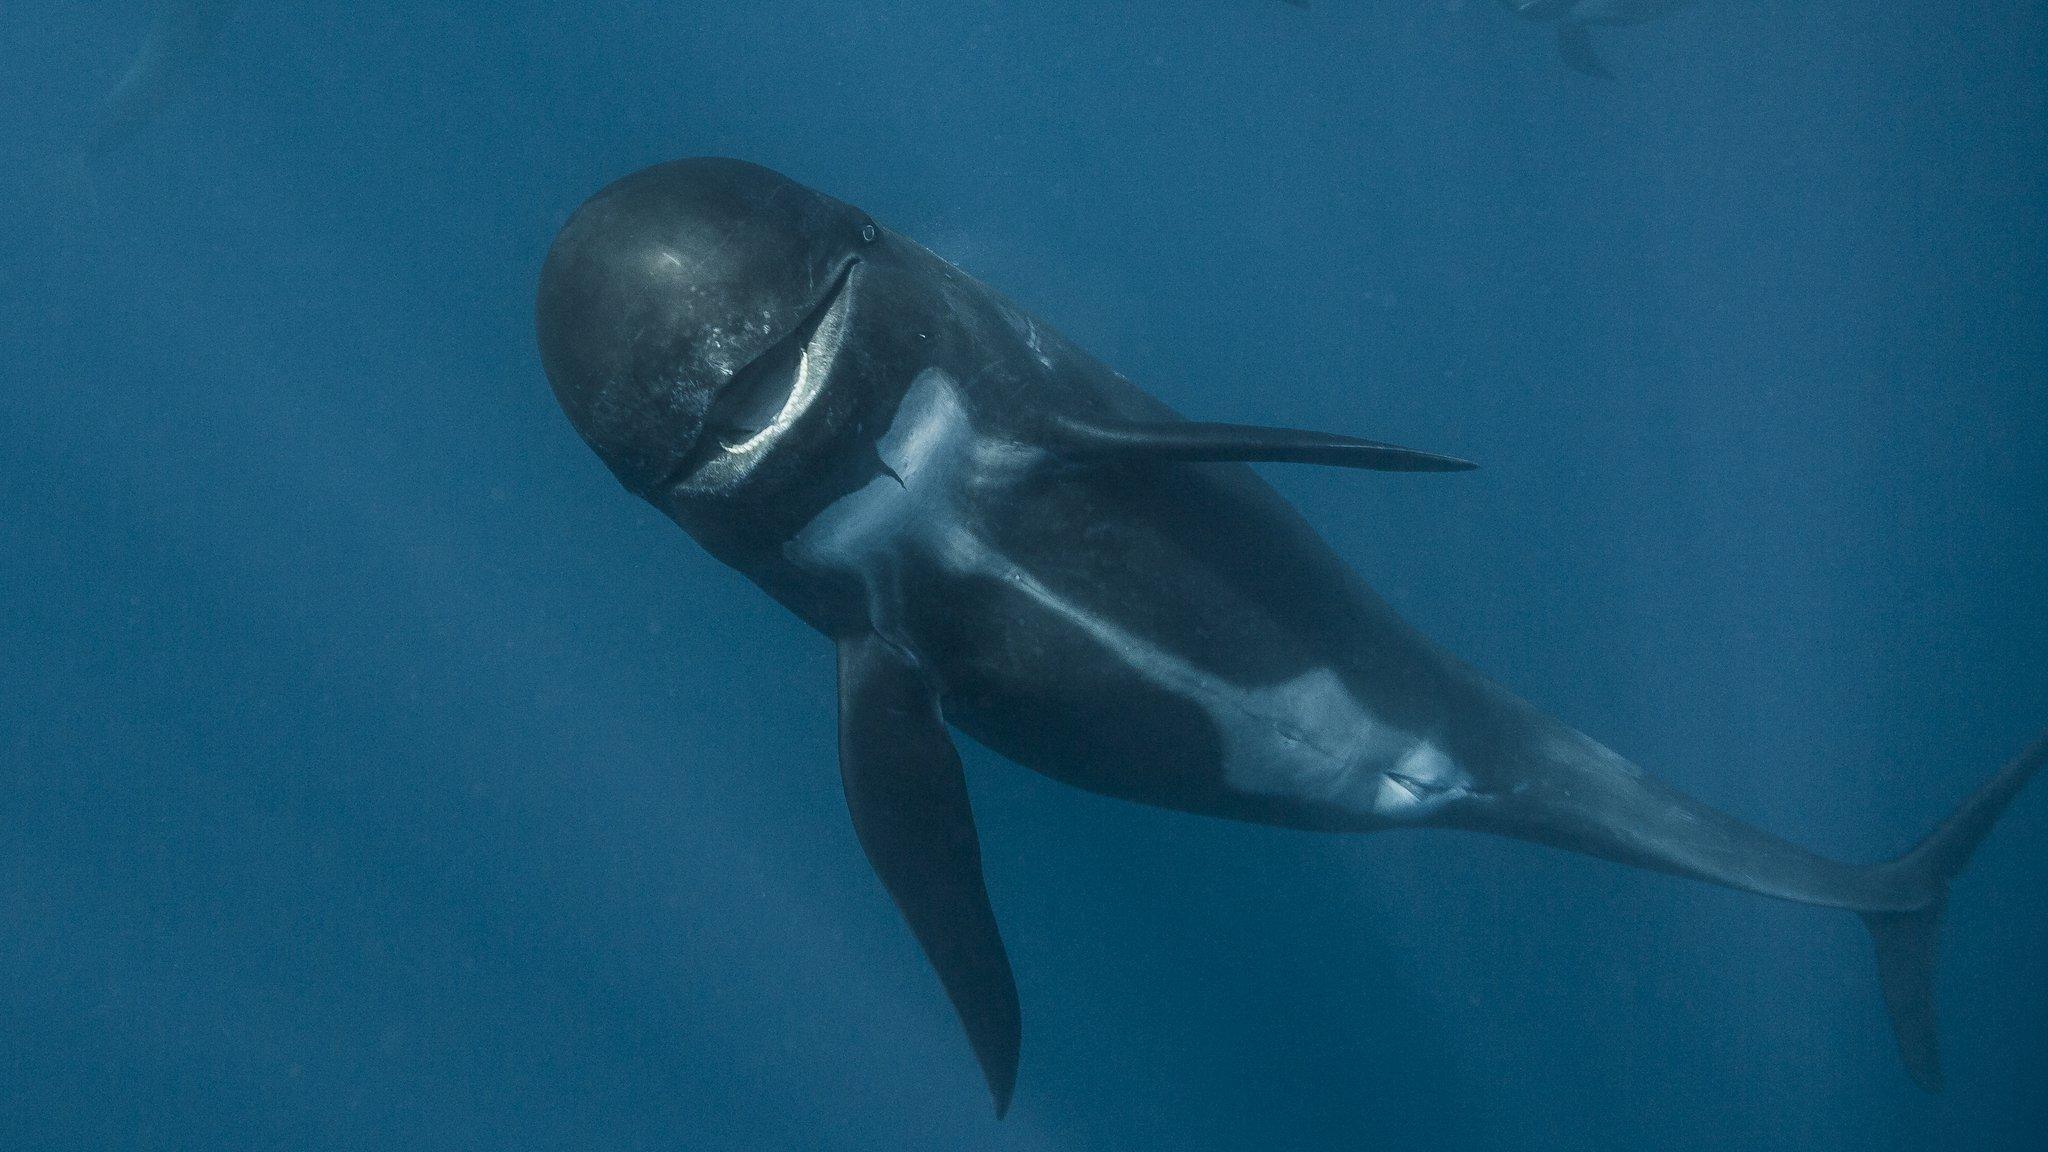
xmin=1455 ymin=719 xmax=2045 ymax=1090
xmin=1860 ymin=730 xmax=2048 ymax=1090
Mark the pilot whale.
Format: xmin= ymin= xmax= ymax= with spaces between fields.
xmin=534 ymin=158 xmax=2043 ymax=1115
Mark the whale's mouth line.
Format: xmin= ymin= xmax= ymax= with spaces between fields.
xmin=661 ymin=258 xmax=860 ymax=492
xmin=714 ymin=258 xmax=858 ymax=451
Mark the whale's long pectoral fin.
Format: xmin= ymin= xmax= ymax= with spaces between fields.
xmin=836 ymin=632 xmax=1021 ymax=1116
xmin=1052 ymin=414 xmax=1477 ymax=473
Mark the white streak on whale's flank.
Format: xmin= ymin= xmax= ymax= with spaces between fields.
xmin=788 ymin=370 xmax=1470 ymax=822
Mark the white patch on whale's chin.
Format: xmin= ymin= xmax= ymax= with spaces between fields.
xmin=785 ymin=368 xmax=1038 ymax=641
xmin=876 ymin=370 xmax=977 ymax=487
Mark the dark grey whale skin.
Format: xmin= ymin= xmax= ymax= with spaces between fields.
xmin=535 ymin=158 xmax=2042 ymax=1116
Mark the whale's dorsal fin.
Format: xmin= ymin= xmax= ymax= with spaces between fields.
xmin=1051 ymin=413 xmax=1477 ymax=473
xmin=836 ymin=632 xmax=1020 ymax=1116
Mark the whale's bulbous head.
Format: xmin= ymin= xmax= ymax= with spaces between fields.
xmin=536 ymin=158 xmax=878 ymax=501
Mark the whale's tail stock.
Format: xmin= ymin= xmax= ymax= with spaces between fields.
xmin=1458 ymin=719 xmax=2046 ymax=1090
xmin=1859 ymin=729 xmax=2047 ymax=1090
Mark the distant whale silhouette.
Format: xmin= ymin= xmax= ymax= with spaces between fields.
xmin=534 ymin=158 xmax=2043 ymax=1115
xmin=90 ymin=0 xmax=240 ymax=153
xmin=1494 ymin=0 xmax=1691 ymax=78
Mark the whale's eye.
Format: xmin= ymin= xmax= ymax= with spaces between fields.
xmin=859 ymin=223 xmax=877 ymax=244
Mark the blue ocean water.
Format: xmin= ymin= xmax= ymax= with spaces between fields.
xmin=2 ymin=1 xmax=2043 ymax=1148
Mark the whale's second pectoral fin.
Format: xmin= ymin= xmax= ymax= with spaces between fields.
xmin=836 ymin=632 xmax=1021 ymax=1117
xmin=1556 ymin=24 xmax=1616 ymax=80
xmin=1052 ymin=414 xmax=1477 ymax=473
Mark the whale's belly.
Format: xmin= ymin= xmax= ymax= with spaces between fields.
xmin=783 ymin=369 xmax=1474 ymax=829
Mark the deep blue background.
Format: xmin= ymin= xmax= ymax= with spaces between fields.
xmin=2 ymin=2 xmax=2043 ymax=1148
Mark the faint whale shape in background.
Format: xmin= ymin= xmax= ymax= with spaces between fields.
xmin=533 ymin=158 xmax=2043 ymax=1115
xmin=1496 ymin=0 xmax=1693 ymax=78
xmin=90 ymin=0 xmax=241 ymax=154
